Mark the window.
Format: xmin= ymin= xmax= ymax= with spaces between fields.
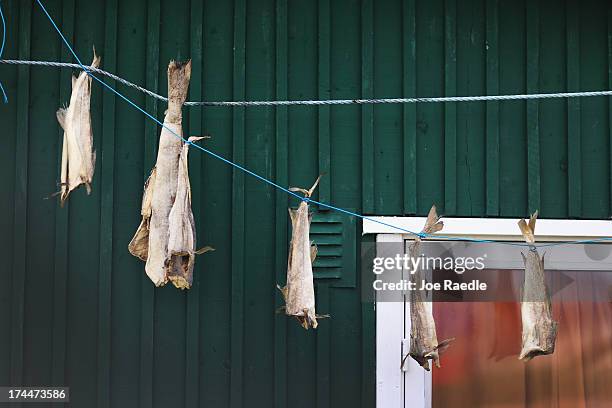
xmin=367 ymin=217 xmax=612 ymax=408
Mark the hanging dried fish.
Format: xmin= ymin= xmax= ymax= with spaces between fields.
xmin=518 ymin=211 xmax=558 ymax=361
xmin=56 ymin=48 xmax=100 ymax=206
xmin=278 ymin=176 xmax=326 ymax=329
xmin=406 ymin=205 xmax=454 ymax=371
xmin=129 ymin=60 xmax=211 ymax=288
xmin=127 ymin=167 xmax=156 ymax=262
xmin=142 ymin=60 xmax=191 ymax=286
xmin=166 ymin=136 xmax=214 ymax=289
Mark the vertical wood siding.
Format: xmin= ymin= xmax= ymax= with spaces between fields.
xmin=1 ymin=0 xmax=612 ymax=406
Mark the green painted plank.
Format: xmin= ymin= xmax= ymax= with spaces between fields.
xmin=578 ymin=1 xmax=607 ymax=218
xmin=318 ymin=0 xmax=331 ymax=204
xmin=97 ymin=1 xmax=117 ymax=407
xmin=199 ymin=1 xmax=233 ymax=404
xmin=21 ymin=0 xmax=62 ymax=391
xmin=526 ymin=0 xmax=541 ymax=214
xmin=567 ymin=0 xmax=581 ymax=217
xmin=329 ymin=0 xmax=360 ymax=212
xmin=414 ymin=0 xmax=444 ymax=215
xmin=538 ymin=0 xmax=567 ymax=218
xmin=66 ymin=5 xmax=104 ymax=402
xmin=109 ymin=0 xmax=147 ymax=403
xmin=485 ymin=0 xmax=499 ymax=216
xmin=185 ymin=2 xmax=203 ymax=408
xmin=403 ymin=0 xmax=417 ymax=214
xmin=316 ymin=284 xmax=331 ymax=408
xmin=444 ymin=0 xmax=457 ymax=215
xmin=361 ymin=0 xmax=374 ymax=214
xmin=10 ymin=0 xmax=31 ymax=388
xmin=456 ymin=0 xmax=486 ymax=215
xmin=243 ymin=0 xmax=276 ymax=400
xmin=329 ymin=289 xmax=360 ymax=407
xmin=0 ymin=0 xmax=18 ymax=388
xmin=140 ymin=1 xmax=160 ymax=407
xmin=414 ymin=0 xmax=442 ymax=214
xmin=498 ymin=0 xmax=527 ymax=217
xmin=51 ymin=0 xmax=74 ymax=395
xmin=230 ymin=0 xmax=246 ymax=406
xmin=374 ymin=0 xmax=403 ymax=215
xmin=609 ymin=4 xmax=612 ymax=216
xmin=274 ymin=0 xmax=289 ymax=406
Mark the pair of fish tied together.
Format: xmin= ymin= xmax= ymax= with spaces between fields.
xmin=128 ymin=60 xmax=213 ymax=289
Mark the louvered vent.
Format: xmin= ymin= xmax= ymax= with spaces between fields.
xmin=308 ymin=211 xmax=356 ymax=287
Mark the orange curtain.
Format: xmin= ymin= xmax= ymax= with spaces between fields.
xmin=432 ymin=270 xmax=612 ymax=408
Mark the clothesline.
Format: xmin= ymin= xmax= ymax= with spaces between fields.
xmin=3 ymin=58 xmax=612 ymax=106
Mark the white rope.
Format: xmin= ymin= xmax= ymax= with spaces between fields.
xmin=3 ymin=58 xmax=612 ymax=106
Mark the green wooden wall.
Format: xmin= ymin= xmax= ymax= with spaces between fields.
xmin=1 ymin=0 xmax=611 ymax=406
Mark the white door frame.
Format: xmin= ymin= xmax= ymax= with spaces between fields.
xmin=368 ymin=216 xmax=612 ymax=408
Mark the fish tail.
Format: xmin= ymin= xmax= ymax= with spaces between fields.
xmin=518 ymin=218 xmax=535 ymax=244
xmin=91 ymin=46 xmax=101 ymax=69
xmin=288 ymin=174 xmax=324 ymax=198
xmin=310 ymin=244 xmax=317 ymax=262
xmin=194 ymin=246 xmax=214 ymax=255
xmin=56 ymin=108 xmax=67 ymax=130
xmin=276 ymin=284 xmax=288 ymax=301
xmin=288 ymin=207 xmax=298 ymax=225
xmin=528 ymin=210 xmax=538 ymax=233
xmin=307 ymin=174 xmax=323 ymax=196
xmin=518 ymin=210 xmax=538 ymax=243
xmin=422 ymin=204 xmax=444 ymax=236
xmin=167 ymin=60 xmax=192 ymax=106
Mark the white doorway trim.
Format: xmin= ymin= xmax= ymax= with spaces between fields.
xmin=364 ymin=216 xmax=612 ymax=241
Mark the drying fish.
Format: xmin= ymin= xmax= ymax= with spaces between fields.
xmin=518 ymin=211 xmax=557 ymax=361
xmin=278 ymin=176 xmax=327 ymax=329
xmin=405 ymin=205 xmax=454 ymax=371
xmin=56 ymin=48 xmax=100 ymax=206
xmin=166 ymin=136 xmax=214 ymax=289
xmin=127 ymin=168 xmax=156 ymax=262
xmin=129 ymin=60 xmax=211 ymax=288
xmin=142 ymin=60 xmax=191 ymax=286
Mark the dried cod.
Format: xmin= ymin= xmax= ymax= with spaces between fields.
xmin=56 ymin=49 xmax=100 ymax=206
xmin=406 ymin=205 xmax=454 ymax=371
xmin=518 ymin=211 xmax=558 ymax=361
xmin=278 ymin=176 xmax=327 ymax=329
xmin=128 ymin=60 xmax=212 ymax=289
xmin=127 ymin=167 xmax=156 ymax=262
xmin=166 ymin=136 xmax=214 ymax=289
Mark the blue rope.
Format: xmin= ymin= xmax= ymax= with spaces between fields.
xmin=34 ymin=0 xmax=612 ymax=249
xmin=0 ymin=1 xmax=8 ymax=103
